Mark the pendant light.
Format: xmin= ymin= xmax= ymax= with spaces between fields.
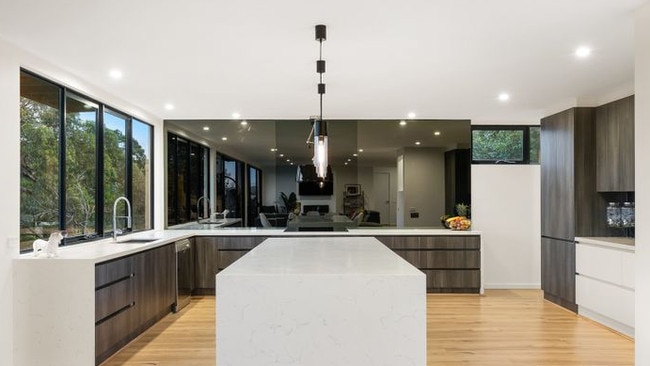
xmin=312 ymin=24 xmax=328 ymax=179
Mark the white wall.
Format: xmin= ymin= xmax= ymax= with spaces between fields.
xmin=0 ymin=38 xmax=21 ymax=366
xmin=472 ymin=165 xmax=541 ymax=288
xmin=0 ymin=38 xmax=164 ymax=365
xmin=635 ymin=2 xmax=650 ymax=364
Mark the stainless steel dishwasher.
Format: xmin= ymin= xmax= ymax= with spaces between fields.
xmin=173 ymin=238 xmax=193 ymax=312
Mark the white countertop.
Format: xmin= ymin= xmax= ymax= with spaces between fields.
xmin=219 ymin=237 xmax=424 ymax=276
xmin=15 ymin=227 xmax=481 ymax=263
xmin=575 ymin=236 xmax=635 ymax=251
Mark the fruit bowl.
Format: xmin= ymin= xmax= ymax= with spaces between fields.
xmin=446 ymin=216 xmax=471 ymax=231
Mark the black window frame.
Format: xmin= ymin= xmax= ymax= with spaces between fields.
xmin=471 ymin=125 xmax=540 ymax=165
xmin=166 ymin=132 xmax=210 ymax=226
xmin=19 ymin=69 xmax=155 ymax=250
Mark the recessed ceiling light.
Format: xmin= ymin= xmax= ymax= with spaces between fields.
xmin=240 ymin=120 xmax=248 ymax=126
xmin=575 ymin=46 xmax=592 ymax=58
xmin=358 ymin=148 xmax=364 ymax=152
xmin=290 ymin=162 xmax=294 ymax=165
xmin=232 ymin=112 xmax=241 ymax=119
xmin=407 ymin=112 xmax=416 ymax=119
xmin=353 ymin=153 xmax=358 ymax=157
xmin=165 ymin=103 xmax=175 ymax=110
xmin=415 ymin=141 xmax=421 ymax=145
xmin=279 ymin=153 xmax=285 ymax=157
xmin=270 ymin=148 xmax=277 ymax=152
xmin=221 ymin=137 xmax=228 ymax=141
xmin=498 ymin=93 xmax=510 ymax=102
xmin=399 ymin=120 xmax=407 ymax=126
xmin=109 ymin=69 xmax=123 ymax=79
xmin=434 ymin=131 xmax=441 ymax=136
xmin=347 ymin=158 xmax=352 ymax=162
xmin=286 ymin=159 xmax=290 ymax=162
xmin=345 ymin=162 xmax=348 ymax=165
xmin=203 ymin=126 xmax=210 ymax=131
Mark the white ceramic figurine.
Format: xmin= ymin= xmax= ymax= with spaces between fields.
xmin=33 ymin=231 xmax=65 ymax=258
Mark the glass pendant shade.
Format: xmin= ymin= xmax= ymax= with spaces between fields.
xmin=313 ymin=134 xmax=328 ymax=179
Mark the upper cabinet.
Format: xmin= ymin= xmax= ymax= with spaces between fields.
xmin=596 ymin=95 xmax=635 ymax=192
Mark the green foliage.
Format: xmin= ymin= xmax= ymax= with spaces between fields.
xmin=280 ymin=192 xmax=297 ymax=212
xmin=20 ymin=96 xmax=150 ymax=250
xmin=472 ymin=129 xmax=524 ymax=161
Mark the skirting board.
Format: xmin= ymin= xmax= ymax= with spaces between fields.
xmin=484 ymin=283 xmax=541 ymax=290
xmin=579 ymin=307 xmax=635 ymax=338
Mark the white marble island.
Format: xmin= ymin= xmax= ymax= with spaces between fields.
xmin=216 ymin=236 xmax=426 ymax=366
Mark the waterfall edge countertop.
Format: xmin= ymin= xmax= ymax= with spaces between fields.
xmin=14 ymin=227 xmax=481 ymax=263
xmin=216 ymin=237 xmax=426 ymax=366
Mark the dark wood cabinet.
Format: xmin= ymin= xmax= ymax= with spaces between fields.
xmin=596 ymin=95 xmax=635 ymax=192
xmin=194 ymin=236 xmax=267 ymax=294
xmin=95 ymin=244 xmax=175 ymax=365
xmin=133 ymin=243 xmax=176 ymax=332
xmin=540 ymin=107 xmax=608 ymax=312
xmin=541 ymin=237 xmax=577 ymax=312
xmin=375 ymin=235 xmax=480 ymax=293
xmin=95 ymin=256 xmax=136 ymax=364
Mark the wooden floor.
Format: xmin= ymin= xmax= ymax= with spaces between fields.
xmin=102 ymin=290 xmax=634 ymax=365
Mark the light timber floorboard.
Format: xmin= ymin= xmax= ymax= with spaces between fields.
xmin=102 ymin=290 xmax=633 ymax=365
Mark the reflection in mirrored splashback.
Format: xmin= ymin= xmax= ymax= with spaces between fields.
xmin=165 ymin=119 xmax=470 ymax=227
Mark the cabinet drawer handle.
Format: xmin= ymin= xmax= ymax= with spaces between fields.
xmin=95 ymin=273 xmax=135 ymax=291
xmin=95 ymin=301 xmax=135 ymax=326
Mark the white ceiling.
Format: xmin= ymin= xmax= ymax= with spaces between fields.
xmin=0 ymin=0 xmax=644 ymax=123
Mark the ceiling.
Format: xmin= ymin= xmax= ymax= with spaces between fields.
xmin=0 ymin=0 xmax=644 ymax=124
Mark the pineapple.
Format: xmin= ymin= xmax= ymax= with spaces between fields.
xmin=455 ymin=203 xmax=470 ymax=218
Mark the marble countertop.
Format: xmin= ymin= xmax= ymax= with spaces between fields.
xmin=219 ymin=237 xmax=424 ymax=276
xmin=15 ymin=227 xmax=481 ymax=263
xmin=575 ymin=236 xmax=635 ymax=251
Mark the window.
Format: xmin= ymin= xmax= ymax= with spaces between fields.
xmin=247 ymin=165 xmax=262 ymax=226
xmin=167 ymin=132 xmax=209 ymax=226
xmin=471 ymin=125 xmax=540 ymax=164
xmin=19 ymin=70 xmax=154 ymax=252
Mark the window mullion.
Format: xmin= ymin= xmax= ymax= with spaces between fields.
xmin=96 ymin=105 xmax=105 ymax=236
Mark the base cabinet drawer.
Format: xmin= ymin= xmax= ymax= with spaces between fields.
xmin=576 ymin=275 xmax=634 ymax=332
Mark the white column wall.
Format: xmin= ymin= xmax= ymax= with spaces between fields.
xmin=471 ymin=165 xmax=541 ymax=288
xmin=0 ymin=38 xmax=21 ymax=366
xmin=635 ymin=2 xmax=650 ymax=364
xmin=0 ymin=38 xmax=164 ymax=364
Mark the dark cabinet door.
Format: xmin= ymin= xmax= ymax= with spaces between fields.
xmin=133 ymin=244 xmax=176 ymax=332
xmin=596 ymin=95 xmax=635 ymax=192
xmin=541 ymin=237 xmax=577 ymax=312
xmin=541 ymin=109 xmax=576 ymax=240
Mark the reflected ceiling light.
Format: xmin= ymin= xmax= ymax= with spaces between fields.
xmin=108 ymin=69 xmax=123 ymax=79
xmin=358 ymin=148 xmax=364 ymax=152
xmin=415 ymin=141 xmax=421 ymax=145
xmin=434 ymin=131 xmax=441 ymax=136
xmin=498 ymin=93 xmax=510 ymax=102
xmin=407 ymin=112 xmax=416 ymax=119
xmin=232 ymin=112 xmax=241 ymax=119
xmin=347 ymin=158 xmax=352 ymax=162
xmin=203 ymin=126 xmax=210 ymax=131
xmin=240 ymin=120 xmax=248 ymax=126
xmin=286 ymin=159 xmax=291 ymax=162
xmin=270 ymin=148 xmax=277 ymax=152
xmin=164 ymin=103 xmax=175 ymax=110
xmin=575 ymin=46 xmax=592 ymax=58
xmin=306 ymin=24 xmax=329 ymax=179
xmin=279 ymin=153 xmax=285 ymax=157
xmin=345 ymin=162 xmax=348 ymax=165
xmin=399 ymin=120 xmax=407 ymax=126
xmin=353 ymin=153 xmax=358 ymax=157
xmin=221 ymin=137 xmax=228 ymax=141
